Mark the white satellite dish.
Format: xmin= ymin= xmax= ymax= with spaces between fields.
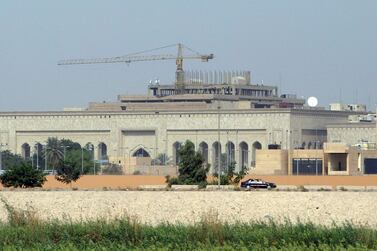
xmin=307 ymin=96 xmax=318 ymax=107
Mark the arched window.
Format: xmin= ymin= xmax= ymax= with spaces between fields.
xmin=212 ymin=142 xmax=221 ymax=173
xmin=198 ymin=142 xmax=209 ymax=164
xmin=308 ymin=142 xmax=312 ymax=149
xmin=251 ymin=141 xmax=262 ymax=167
xmin=132 ymin=148 xmax=150 ymax=157
xmin=98 ymin=142 xmax=108 ymax=160
xmin=225 ymin=141 xmax=235 ymax=167
xmin=21 ymin=143 xmax=31 ymax=159
xmin=239 ymin=142 xmax=249 ymax=169
xmin=33 ymin=143 xmax=43 ymax=169
xmin=172 ymin=142 xmax=182 ymax=165
xmin=301 ymin=142 xmax=306 ymax=149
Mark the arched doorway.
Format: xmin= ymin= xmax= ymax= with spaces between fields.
xmin=198 ymin=142 xmax=209 ymax=164
xmin=251 ymin=141 xmax=262 ymax=167
xmin=239 ymin=141 xmax=249 ymax=169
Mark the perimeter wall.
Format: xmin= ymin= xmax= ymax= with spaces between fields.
xmin=0 ymin=175 xmax=375 ymax=189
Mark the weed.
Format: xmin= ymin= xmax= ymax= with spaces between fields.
xmin=338 ymin=186 xmax=348 ymax=191
xmin=297 ymin=185 xmax=308 ymax=192
xmin=0 ymin=197 xmax=41 ymax=227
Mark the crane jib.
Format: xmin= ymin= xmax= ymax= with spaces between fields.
xmin=57 ymin=44 xmax=214 ymax=94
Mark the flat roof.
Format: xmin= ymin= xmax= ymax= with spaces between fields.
xmin=0 ymin=108 xmax=362 ymax=117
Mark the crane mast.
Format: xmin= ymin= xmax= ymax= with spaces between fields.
xmin=175 ymin=43 xmax=185 ymax=93
xmin=58 ymin=43 xmax=214 ymax=94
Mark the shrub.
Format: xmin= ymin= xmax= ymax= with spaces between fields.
xmin=212 ymin=163 xmax=248 ymax=186
xmin=0 ymin=162 xmax=46 ymax=188
xmin=133 ymin=170 xmax=142 ymax=175
xmin=102 ymin=163 xmax=123 ymax=175
xmin=55 ymin=161 xmax=81 ymax=185
xmin=167 ymin=177 xmax=179 ymax=187
xmin=198 ymin=181 xmax=207 ymax=189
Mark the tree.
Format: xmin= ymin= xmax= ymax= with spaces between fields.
xmin=64 ymin=148 xmax=93 ymax=174
xmin=55 ymin=161 xmax=81 ymax=185
xmin=45 ymin=137 xmax=64 ymax=171
xmin=175 ymin=140 xmax=209 ymax=185
xmin=45 ymin=138 xmax=96 ymax=174
xmin=60 ymin=139 xmax=81 ymax=151
xmin=0 ymin=162 xmax=47 ymax=188
xmin=0 ymin=150 xmax=24 ymax=170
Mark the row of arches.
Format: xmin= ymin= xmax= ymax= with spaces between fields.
xmin=172 ymin=141 xmax=262 ymax=169
xmin=21 ymin=142 xmax=155 ymax=160
xmin=21 ymin=142 xmax=108 ymax=160
xmin=20 ymin=140 xmax=263 ymax=171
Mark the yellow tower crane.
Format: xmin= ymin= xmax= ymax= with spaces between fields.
xmin=58 ymin=43 xmax=214 ymax=94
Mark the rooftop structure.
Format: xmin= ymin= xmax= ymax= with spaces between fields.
xmin=88 ymin=70 xmax=305 ymax=111
xmin=329 ymin=103 xmax=367 ymax=112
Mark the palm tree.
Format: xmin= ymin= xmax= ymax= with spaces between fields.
xmin=44 ymin=137 xmax=64 ymax=172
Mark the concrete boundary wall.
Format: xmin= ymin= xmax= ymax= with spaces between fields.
xmin=0 ymin=175 xmax=376 ymax=189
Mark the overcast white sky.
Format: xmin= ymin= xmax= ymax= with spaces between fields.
xmin=0 ymin=0 xmax=376 ymax=111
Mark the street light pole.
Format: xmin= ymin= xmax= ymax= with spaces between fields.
xmin=217 ymin=101 xmax=221 ymax=188
xmin=31 ymin=146 xmax=34 ymax=169
xmin=36 ymin=144 xmax=39 ymax=169
xmin=93 ymin=146 xmax=96 ymax=175
xmin=44 ymin=144 xmax=48 ymax=171
xmin=81 ymin=147 xmax=84 ymax=174
xmin=0 ymin=143 xmax=8 ymax=171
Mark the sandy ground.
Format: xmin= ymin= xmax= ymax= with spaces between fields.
xmin=0 ymin=191 xmax=376 ymax=227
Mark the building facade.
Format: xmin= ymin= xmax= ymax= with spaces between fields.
xmin=0 ymin=108 xmax=354 ymax=173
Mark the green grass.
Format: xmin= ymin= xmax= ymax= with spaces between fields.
xmin=0 ymin=199 xmax=376 ymax=250
xmin=1 ymin=219 xmax=376 ymax=250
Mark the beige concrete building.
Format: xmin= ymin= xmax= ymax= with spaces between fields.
xmin=327 ymin=122 xmax=376 ymax=147
xmin=252 ymin=143 xmax=377 ymax=176
xmin=0 ymin=77 xmax=374 ymax=175
xmin=0 ymin=107 xmax=356 ymax=174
